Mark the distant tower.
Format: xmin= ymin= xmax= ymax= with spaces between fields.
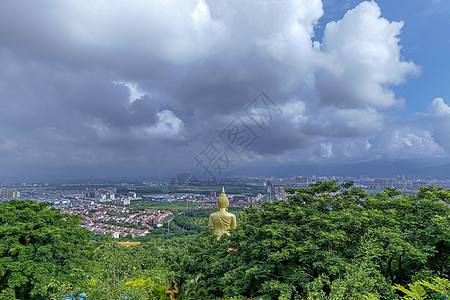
xmin=266 ymin=180 xmax=273 ymax=203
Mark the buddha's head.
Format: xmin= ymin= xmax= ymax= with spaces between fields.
xmin=217 ymin=186 xmax=229 ymax=210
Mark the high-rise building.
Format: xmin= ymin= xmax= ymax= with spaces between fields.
xmin=274 ymin=186 xmax=285 ymax=194
xmin=266 ymin=180 xmax=273 ymax=203
xmin=0 ymin=188 xmax=20 ymax=198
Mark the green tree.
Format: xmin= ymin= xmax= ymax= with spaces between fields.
xmin=306 ymin=246 xmax=394 ymax=299
xmin=187 ymin=181 xmax=450 ymax=299
xmin=85 ymin=241 xmax=172 ymax=300
xmin=162 ymin=227 xmax=228 ymax=297
xmin=182 ymin=273 xmax=209 ymax=300
xmin=0 ymin=200 xmax=94 ymax=299
xmin=392 ymin=277 xmax=450 ymax=300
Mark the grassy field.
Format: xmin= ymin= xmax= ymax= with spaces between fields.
xmin=172 ymin=207 xmax=243 ymax=232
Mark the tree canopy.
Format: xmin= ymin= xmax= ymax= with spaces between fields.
xmin=1 ymin=182 xmax=449 ymax=299
xmin=171 ymin=181 xmax=449 ymax=299
xmin=0 ymin=200 xmax=93 ymax=299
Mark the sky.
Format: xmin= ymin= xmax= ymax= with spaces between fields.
xmin=0 ymin=0 xmax=449 ymax=181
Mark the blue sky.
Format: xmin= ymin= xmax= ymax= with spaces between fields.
xmin=321 ymin=0 xmax=450 ymax=115
xmin=0 ymin=0 xmax=449 ymax=181
xmin=382 ymin=0 xmax=449 ymax=115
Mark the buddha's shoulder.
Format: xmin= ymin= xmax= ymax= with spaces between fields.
xmin=222 ymin=211 xmax=236 ymax=217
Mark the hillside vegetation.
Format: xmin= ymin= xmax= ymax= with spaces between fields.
xmin=0 ymin=181 xmax=448 ymax=299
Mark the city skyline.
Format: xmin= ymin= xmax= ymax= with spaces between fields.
xmin=1 ymin=0 xmax=449 ymax=181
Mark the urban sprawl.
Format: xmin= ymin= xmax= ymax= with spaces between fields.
xmin=2 ymin=175 xmax=450 ymax=238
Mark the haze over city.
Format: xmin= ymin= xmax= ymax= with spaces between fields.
xmin=1 ymin=0 xmax=449 ymax=182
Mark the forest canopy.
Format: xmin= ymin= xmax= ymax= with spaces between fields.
xmin=0 ymin=182 xmax=449 ymax=299
xmin=0 ymin=200 xmax=94 ymax=299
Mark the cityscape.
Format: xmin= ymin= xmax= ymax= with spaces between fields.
xmin=1 ymin=0 xmax=449 ymax=298
xmin=58 ymin=205 xmax=172 ymax=238
xmin=3 ymin=174 xmax=450 ymax=204
xmin=2 ymin=173 xmax=449 ymax=240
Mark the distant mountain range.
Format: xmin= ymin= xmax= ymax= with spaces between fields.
xmin=1 ymin=158 xmax=449 ymax=184
xmin=233 ymin=159 xmax=450 ymax=180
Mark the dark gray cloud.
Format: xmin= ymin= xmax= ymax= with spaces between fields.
xmin=0 ymin=0 xmax=446 ymax=180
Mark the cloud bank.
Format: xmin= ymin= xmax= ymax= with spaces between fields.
xmin=0 ymin=0 xmax=446 ymax=179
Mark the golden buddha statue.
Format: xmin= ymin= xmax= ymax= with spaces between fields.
xmin=209 ymin=187 xmax=236 ymax=239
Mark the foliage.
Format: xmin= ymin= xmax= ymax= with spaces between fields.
xmin=305 ymin=254 xmax=394 ymax=299
xmin=181 ymin=273 xmax=209 ymax=300
xmin=181 ymin=181 xmax=449 ymax=299
xmin=173 ymin=208 xmax=242 ymax=233
xmin=125 ymin=278 xmax=168 ymax=300
xmin=393 ymin=277 xmax=450 ymax=300
xmin=162 ymin=227 xmax=224 ymax=286
xmin=1 ymin=182 xmax=448 ymax=299
xmin=173 ymin=214 xmax=209 ymax=232
xmin=0 ymin=200 xmax=94 ymax=299
xmin=84 ymin=240 xmax=172 ymax=300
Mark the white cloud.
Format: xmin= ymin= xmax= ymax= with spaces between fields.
xmin=317 ymin=1 xmax=419 ymax=109
xmin=140 ymin=110 xmax=185 ymax=140
xmin=369 ymin=129 xmax=445 ymax=159
xmin=191 ymin=0 xmax=211 ymax=26
xmin=423 ymin=97 xmax=450 ymax=152
xmin=116 ymin=81 xmax=148 ymax=104
xmin=428 ymin=97 xmax=450 ymax=116
xmin=280 ymin=100 xmax=308 ymax=126
xmin=311 ymin=142 xmax=334 ymax=160
xmin=317 ymin=107 xmax=384 ymax=137
xmin=255 ymin=0 xmax=323 ymax=63
xmin=333 ymin=108 xmax=383 ymax=133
